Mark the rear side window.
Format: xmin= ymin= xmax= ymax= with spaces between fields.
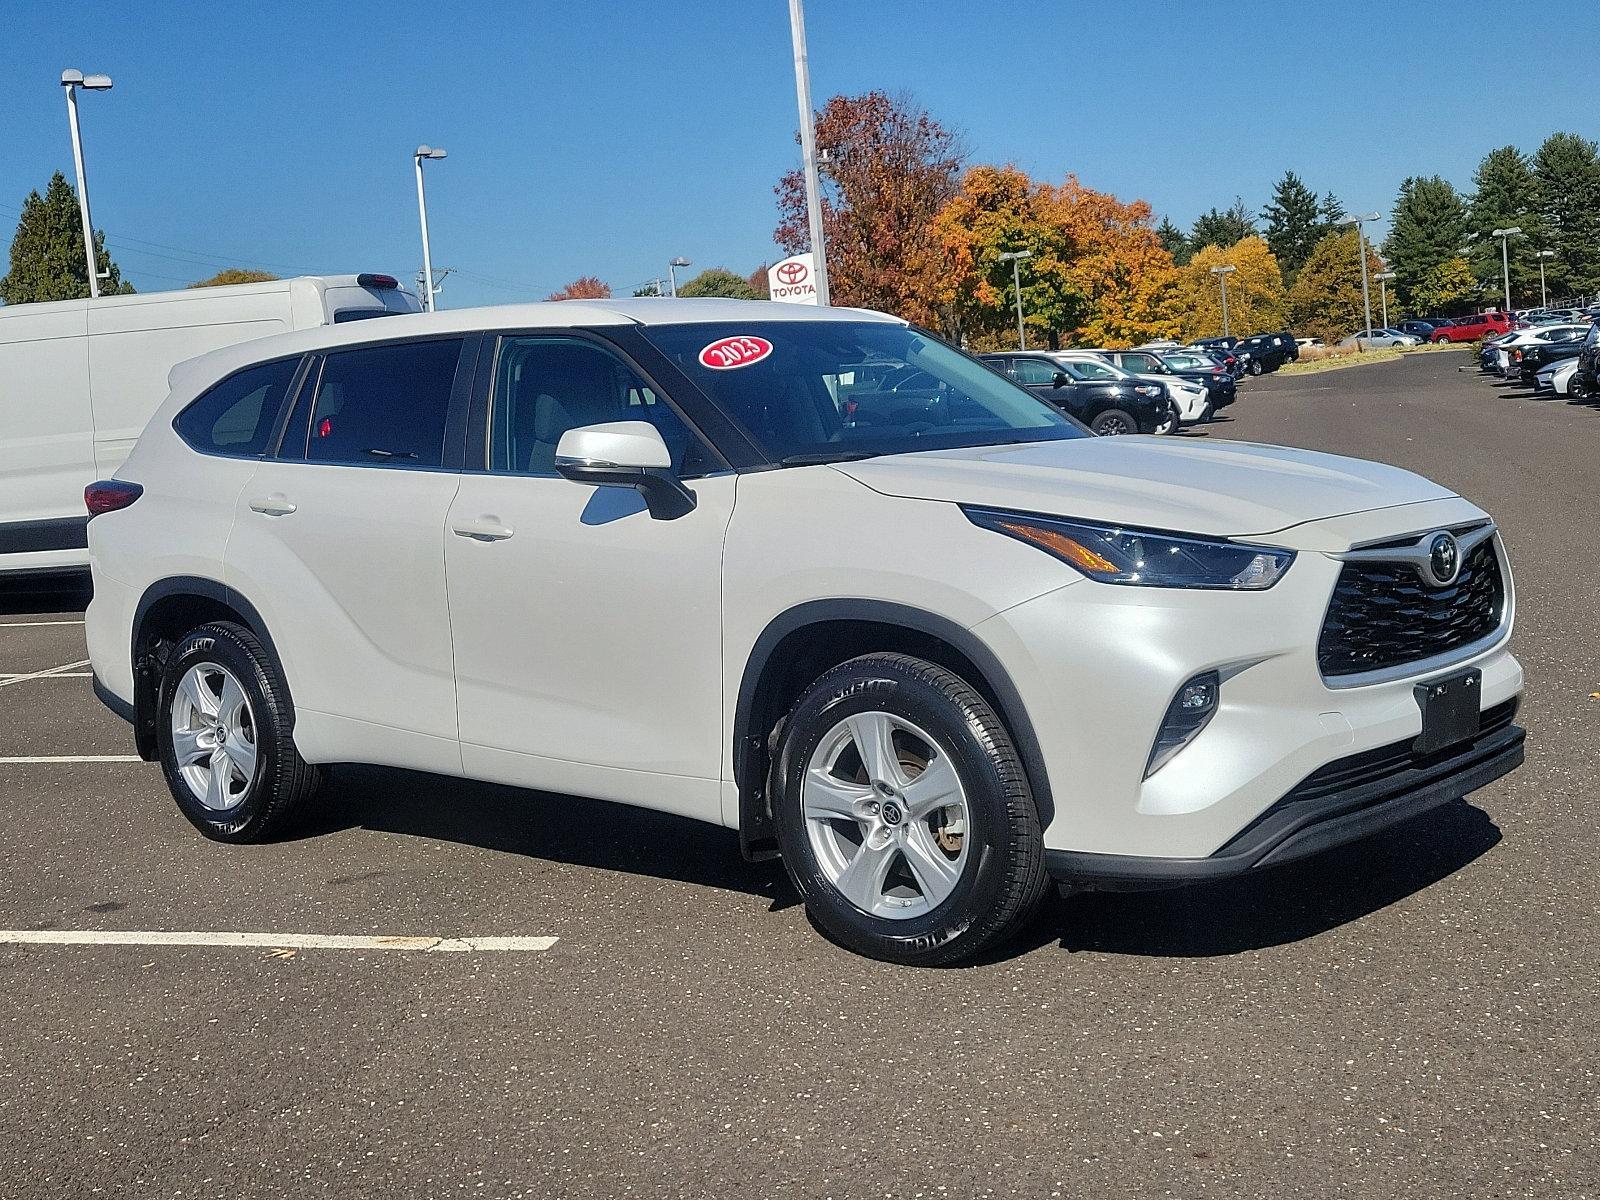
xmin=298 ymin=339 xmax=463 ymax=468
xmin=175 ymin=358 xmax=301 ymax=457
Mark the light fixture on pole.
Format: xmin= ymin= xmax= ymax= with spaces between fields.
xmin=61 ymin=69 xmax=114 ymax=299
xmin=788 ymin=0 xmax=831 ymax=306
xmin=1536 ymin=249 xmax=1555 ymax=308
xmin=1342 ymin=212 xmax=1382 ymax=337
xmin=668 ymin=257 xmax=691 ymax=298
xmin=1374 ymin=270 xmax=1396 ymax=330
xmin=413 ymin=145 xmax=447 ymax=312
xmin=1210 ymin=264 xmax=1237 ymax=337
xmin=998 ymin=250 xmax=1033 ymax=349
xmin=1491 ymin=226 xmax=1522 ymax=313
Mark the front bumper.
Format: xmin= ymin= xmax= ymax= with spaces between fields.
xmin=1046 ymin=706 xmax=1523 ymax=887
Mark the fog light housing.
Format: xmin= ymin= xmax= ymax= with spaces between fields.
xmin=1145 ymin=671 xmax=1219 ymax=778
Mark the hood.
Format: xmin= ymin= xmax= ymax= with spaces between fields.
xmin=831 ymin=436 xmax=1457 ymax=540
xmin=1136 ymin=372 xmax=1204 ymax=395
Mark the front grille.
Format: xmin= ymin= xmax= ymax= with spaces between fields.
xmin=1318 ymin=537 xmax=1505 ymax=678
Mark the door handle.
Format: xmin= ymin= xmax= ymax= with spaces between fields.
xmin=452 ymin=517 xmax=514 ymax=542
xmin=248 ymin=494 xmax=297 ymax=516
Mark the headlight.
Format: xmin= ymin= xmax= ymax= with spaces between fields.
xmin=1134 ymin=384 xmax=1161 ymax=396
xmin=964 ymin=508 xmax=1295 ymax=589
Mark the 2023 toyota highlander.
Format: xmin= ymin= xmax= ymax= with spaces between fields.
xmin=84 ymin=299 xmax=1525 ymax=965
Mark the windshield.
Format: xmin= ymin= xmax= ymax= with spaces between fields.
xmin=640 ymin=321 xmax=1086 ymax=464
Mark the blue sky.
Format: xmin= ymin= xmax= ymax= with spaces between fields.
xmin=3 ymin=1 xmax=1593 ymax=308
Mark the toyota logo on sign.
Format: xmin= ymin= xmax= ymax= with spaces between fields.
xmin=776 ymin=260 xmax=809 ymax=286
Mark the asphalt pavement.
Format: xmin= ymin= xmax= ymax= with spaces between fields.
xmin=1 ymin=348 xmax=1595 ymax=1198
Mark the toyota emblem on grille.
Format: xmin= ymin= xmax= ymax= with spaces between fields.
xmin=1427 ymin=532 xmax=1460 ymax=586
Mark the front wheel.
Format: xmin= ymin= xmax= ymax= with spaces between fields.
xmin=771 ymin=654 xmax=1049 ymax=966
xmin=1089 ymin=407 xmax=1137 ymax=436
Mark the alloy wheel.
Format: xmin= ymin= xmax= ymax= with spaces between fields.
xmin=802 ymin=711 xmax=970 ymax=920
xmin=170 ymin=662 xmax=259 ymax=812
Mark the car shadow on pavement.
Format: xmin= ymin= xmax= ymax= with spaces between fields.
xmin=1034 ymin=798 xmax=1501 ymax=958
xmin=300 ymin=764 xmax=797 ymax=905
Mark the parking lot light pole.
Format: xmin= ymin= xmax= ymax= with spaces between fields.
xmin=668 ymin=257 xmax=690 ymax=298
xmin=1375 ymin=271 xmax=1396 ymax=330
xmin=1536 ymin=250 xmax=1555 ymax=308
xmin=1210 ymin=264 xmax=1237 ymax=336
xmin=788 ymin=0 xmax=831 ymax=306
xmin=1342 ymin=212 xmax=1382 ymax=337
xmin=413 ymin=146 xmax=447 ymax=312
xmin=1491 ymin=227 xmax=1522 ymax=313
xmin=61 ymin=70 xmax=114 ymax=299
xmin=998 ymin=250 xmax=1033 ymax=349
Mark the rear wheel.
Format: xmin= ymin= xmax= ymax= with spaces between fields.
xmin=156 ymin=621 xmax=321 ymax=842
xmin=1089 ymin=407 xmax=1137 ymax=436
xmin=1248 ymin=359 xmax=1264 ymax=375
xmin=771 ymin=653 xmax=1049 ymax=966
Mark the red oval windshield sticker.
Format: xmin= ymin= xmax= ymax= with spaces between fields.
xmin=698 ymin=335 xmax=773 ymax=370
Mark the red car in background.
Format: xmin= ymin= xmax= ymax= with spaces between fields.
xmin=1431 ymin=312 xmax=1514 ymax=342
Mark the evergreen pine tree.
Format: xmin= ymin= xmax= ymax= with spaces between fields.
xmin=1189 ymin=197 xmax=1256 ymax=253
xmin=1155 ymin=216 xmax=1189 ymax=265
xmin=1260 ymin=171 xmax=1322 ymax=280
xmin=0 ymin=171 xmax=132 ymax=304
xmin=1533 ymin=132 xmax=1600 ymax=299
xmin=1383 ymin=176 xmax=1469 ymax=309
xmin=1467 ymin=146 xmax=1545 ymax=302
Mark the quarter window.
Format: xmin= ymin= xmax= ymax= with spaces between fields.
xmin=489 ymin=337 xmax=714 ymax=476
xmin=300 ymin=339 xmax=464 ymax=468
xmin=1009 ymin=358 xmax=1059 ymax=385
xmin=175 ymin=357 xmax=301 ymax=457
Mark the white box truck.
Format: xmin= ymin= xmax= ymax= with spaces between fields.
xmin=0 ymin=273 xmax=421 ymax=575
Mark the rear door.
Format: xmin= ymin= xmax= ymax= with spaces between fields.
xmin=225 ymin=335 xmax=473 ymax=775
xmin=441 ymin=332 xmax=734 ymax=822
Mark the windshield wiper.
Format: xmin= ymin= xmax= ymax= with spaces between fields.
xmin=779 ymin=449 xmax=886 ymax=466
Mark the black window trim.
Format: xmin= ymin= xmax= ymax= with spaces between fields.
xmin=269 ymin=332 xmax=480 ymax=473
xmin=463 ymin=327 xmax=733 ymax=479
xmin=171 ymin=352 xmax=314 ymax=462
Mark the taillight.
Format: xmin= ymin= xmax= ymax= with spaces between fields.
xmin=356 ymin=273 xmax=399 ymax=289
xmin=85 ymin=479 xmax=143 ymax=517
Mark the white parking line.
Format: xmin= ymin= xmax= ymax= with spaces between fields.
xmin=0 ymin=672 xmax=90 ymax=679
xmin=0 ymin=620 xmax=85 ymax=628
xmin=0 ymin=660 xmax=92 ymax=688
xmin=0 ymin=755 xmax=142 ymax=764
xmin=0 ymin=930 xmax=558 ymax=952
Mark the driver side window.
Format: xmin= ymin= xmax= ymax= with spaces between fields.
xmin=489 ymin=337 xmax=714 ymax=477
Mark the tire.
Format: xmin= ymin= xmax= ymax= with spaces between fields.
xmin=1151 ymin=404 xmax=1178 ymax=436
xmin=1089 ymin=407 xmax=1137 ymax=436
xmin=156 ymin=620 xmax=321 ymax=842
xmin=770 ymin=653 xmax=1050 ymax=966
xmin=1248 ymin=359 xmax=1264 ymax=376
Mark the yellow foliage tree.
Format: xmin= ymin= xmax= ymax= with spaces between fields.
xmin=1166 ymin=237 xmax=1288 ymax=341
xmin=1289 ymin=230 xmax=1389 ymax=344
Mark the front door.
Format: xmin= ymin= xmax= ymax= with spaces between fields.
xmin=443 ymin=334 xmax=733 ymax=823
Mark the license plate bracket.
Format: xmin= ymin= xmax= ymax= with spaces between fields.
xmin=1413 ymin=669 xmax=1482 ymax=756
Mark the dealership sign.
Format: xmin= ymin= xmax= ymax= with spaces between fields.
xmin=768 ymin=253 xmax=819 ymax=305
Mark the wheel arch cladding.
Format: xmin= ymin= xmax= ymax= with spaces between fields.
xmin=733 ymin=600 xmax=1054 ymax=861
xmin=129 ymin=577 xmax=286 ymax=761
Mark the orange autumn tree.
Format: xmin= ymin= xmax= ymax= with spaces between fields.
xmin=546 ymin=275 xmax=611 ymax=301
xmin=1038 ymin=178 xmax=1178 ymax=347
xmin=930 ymin=165 xmax=1084 ymax=349
xmin=933 ymin=167 xmax=1177 ymax=349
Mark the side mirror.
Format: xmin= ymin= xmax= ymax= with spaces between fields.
xmin=1052 ymin=371 xmax=1071 ymax=388
xmin=554 ymin=421 xmax=696 ymax=521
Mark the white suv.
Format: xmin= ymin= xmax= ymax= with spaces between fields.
xmin=85 ymin=299 xmax=1525 ymax=965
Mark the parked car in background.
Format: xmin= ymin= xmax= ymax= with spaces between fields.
xmin=1513 ymin=332 xmax=1588 ymax=386
xmin=0 ymin=273 xmax=421 ymax=577
xmin=1396 ymin=320 xmax=1440 ymax=341
xmin=1337 ymin=329 xmax=1421 ymax=350
xmin=83 ymin=297 xmax=1526 ymax=966
xmin=1432 ymin=312 xmax=1513 ymax=342
xmin=980 ymin=352 xmax=1174 ymax=434
xmin=1574 ymin=322 xmax=1600 ymax=395
xmin=1479 ymin=331 xmax=1522 ymax=373
xmin=1235 ymin=333 xmax=1294 ymax=374
xmin=1491 ymin=324 xmax=1590 ymax=377
xmin=1157 ymin=350 xmax=1239 ymax=410
xmin=1094 ymin=350 xmax=1216 ymax=424
xmin=1534 ymin=357 xmax=1580 ymax=397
